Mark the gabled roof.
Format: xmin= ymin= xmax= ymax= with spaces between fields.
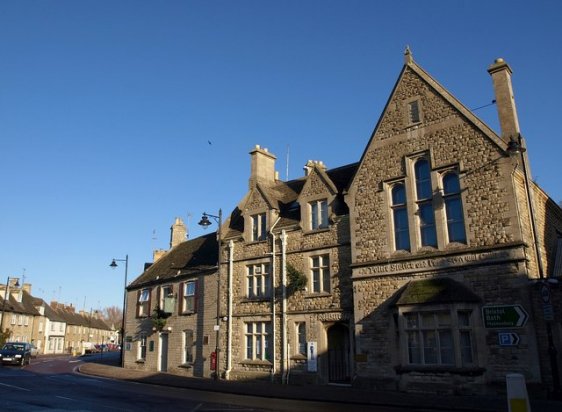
xmin=0 ymin=290 xmax=40 ymax=316
xmin=348 ymin=50 xmax=509 ymax=192
xmin=32 ymin=298 xmax=66 ymax=322
xmin=128 ymin=232 xmax=218 ymax=289
xmin=225 ymin=162 xmax=358 ymax=238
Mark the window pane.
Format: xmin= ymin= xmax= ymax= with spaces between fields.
xmin=312 ymin=269 xmax=320 ymax=293
xmin=460 ymin=331 xmax=473 ymax=365
xmin=405 ymin=313 xmax=418 ymax=329
xmin=392 ymin=184 xmax=406 ymax=205
xmin=311 ymin=202 xmax=318 ymax=229
xmin=408 ymin=331 xmax=421 ymax=363
xmin=423 ymin=331 xmax=437 ymax=364
xmin=443 ymin=173 xmax=460 ymax=194
xmin=409 ymin=100 xmax=420 ymax=123
xmin=415 ymin=159 xmax=432 ymax=200
xmin=420 ymin=313 xmax=435 ymax=328
xmin=320 ymin=200 xmax=328 ymax=228
xmin=437 ymin=312 xmax=451 ymax=327
xmin=322 ymin=267 xmax=330 ymax=293
xmin=419 ymin=203 xmax=437 ymax=247
xmin=458 ymin=311 xmax=471 ymax=327
xmin=439 ymin=330 xmax=454 ymax=364
xmin=394 ymin=208 xmax=410 ymax=250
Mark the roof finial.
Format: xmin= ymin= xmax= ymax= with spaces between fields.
xmin=404 ymin=45 xmax=413 ymax=64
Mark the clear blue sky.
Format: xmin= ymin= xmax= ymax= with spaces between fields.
xmin=1 ymin=1 xmax=560 ymax=311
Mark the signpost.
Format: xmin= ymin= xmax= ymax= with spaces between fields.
xmin=482 ymin=305 xmax=528 ymax=328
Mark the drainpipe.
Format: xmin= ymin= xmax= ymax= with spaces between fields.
xmin=280 ymin=229 xmax=288 ymax=384
xmin=224 ymin=240 xmax=234 ymax=380
xmin=269 ymin=217 xmax=281 ymax=381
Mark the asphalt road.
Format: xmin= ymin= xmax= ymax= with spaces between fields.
xmin=0 ymin=353 xmax=430 ymax=412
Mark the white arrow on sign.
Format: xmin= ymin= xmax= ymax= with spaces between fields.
xmin=514 ymin=306 xmax=528 ymax=327
xmin=499 ymin=332 xmax=520 ymax=346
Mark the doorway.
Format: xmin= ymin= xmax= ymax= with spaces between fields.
xmin=159 ymin=333 xmax=168 ymax=372
xmin=327 ymin=323 xmax=350 ymax=383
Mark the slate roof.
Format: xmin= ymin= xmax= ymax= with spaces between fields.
xmin=32 ymin=298 xmax=66 ymax=322
xmin=394 ymin=278 xmax=482 ymax=306
xmin=0 ymin=290 xmax=40 ymax=316
xmin=128 ymin=232 xmax=218 ymax=289
xmin=224 ymin=161 xmax=359 ymax=238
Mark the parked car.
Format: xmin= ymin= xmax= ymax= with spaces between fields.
xmin=0 ymin=342 xmax=32 ymax=366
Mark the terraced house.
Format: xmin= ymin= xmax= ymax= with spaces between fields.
xmin=124 ymin=52 xmax=562 ymax=396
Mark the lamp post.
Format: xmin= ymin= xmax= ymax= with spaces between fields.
xmin=507 ymin=135 xmax=561 ymax=398
xmin=0 ymin=277 xmax=20 ymax=333
xmin=199 ymin=210 xmax=222 ymax=380
xmin=110 ymin=255 xmax=129 ymax=368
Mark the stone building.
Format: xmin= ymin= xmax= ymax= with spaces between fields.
xmin=124 ymin=52 xmax=562 ymax=396
xmin=345 ymin=50 xmax=562 ymax=395
xmin=0 ymin=282 xmax=40 ymax=346
xmin=217 ymin=146 xmax=358 ymax=384
xmin=124 ymin=220 xmax=218 ymax=377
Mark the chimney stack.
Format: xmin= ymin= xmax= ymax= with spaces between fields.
xmin=249 ymin=145 xmax=277 ymax=188
xmin=488 ymin=58 xmax=520 ymax=142
xmin=153 ymin=249 xmax=166 ymax=263
xmin=170 ymin=217 xmax=187 ymax=248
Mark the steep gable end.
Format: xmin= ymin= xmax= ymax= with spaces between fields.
xmin=299 ymin=165 xmax=338 ymax=201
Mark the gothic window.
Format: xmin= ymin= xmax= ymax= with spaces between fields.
xmin=415 ymin=159 xmax=437 ymax=247
xmin=391 ymin=183 xmax=411 ymax=251
xmin=442 ymin=172 xmax=466 ymax=244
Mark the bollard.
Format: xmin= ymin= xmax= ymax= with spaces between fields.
xmin=506 ymin=373 xmax=531 ymax=412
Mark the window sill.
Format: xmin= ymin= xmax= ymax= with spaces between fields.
xmin=395 ymin=365 xmax=485 ymax=376
xmin=241 ymin=296 xmax=271 ymax=303
xmin=303 ymin=227 xmax=330 ymax=235
xmin=135 ymin=359 xmax=146 ymax=364
xmin=240 ymin=359 xmax=272 ymax=367
xmin=304 ymin=292 xmax=332 ymax=299
xmin=178 ymin=362 xmax=193 ymax=369
xmin=290 ymin=354 xmax=307 ymax=361
xmin=180 ymin=311 xmax=196 ymax=316
xmin=247 ymin=239 xmax=267 ymax=245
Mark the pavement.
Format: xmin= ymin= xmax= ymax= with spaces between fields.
xmin=77 ymin=359 xmax=562 ymax=412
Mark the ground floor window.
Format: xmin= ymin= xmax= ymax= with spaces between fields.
xmin=245 ymin=322 xmax=272 ymax=361
xmin=138 ymin=334 xmax=147 ymax=361
xmin=184 ymin=329 xmax=194 ymax=363
xmin=402 ymin=308 xmax=474 ymax=367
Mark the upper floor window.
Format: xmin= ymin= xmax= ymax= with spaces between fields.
xmin=245 ymin=322 xmax=272 ymax=361
xmin=137 ymin=288 xmax=151 ymax=317
xmin=310 ymin=199 xmax=328 ymax=230
xmin=310 ymin=255 xmax=330 ymax=293
xmin=159 ymin=285 xmax=174 ymax=314
xmin=391 ymin=184 xmax=410 ymax=251
xmin=415 ymin=159 xmax=437 ymax=247
xmin=247 ymin=263 xmax=271 ymax=298
xmin=182 ymin=280 xmax=197 ymax=313
xmin=252 ymin=213 xmax=267 ymax=242
xmin=408 ymin=100 xmax=421 ymax=124
xmin=443 ymin=173 xmax=466 ymax=244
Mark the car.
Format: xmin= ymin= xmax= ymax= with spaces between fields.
xmin=0 ymin=342 xmax=32 ymax=366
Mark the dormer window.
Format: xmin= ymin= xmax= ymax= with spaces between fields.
xmin=251 ymin=213 xmax=267 ymax=242
xmin=310 ymin=199 xmax=328 ymax=230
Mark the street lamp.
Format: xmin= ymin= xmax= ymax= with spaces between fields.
xmin=110 ymin=255 xmax=129 ymax=368
xmin=199 ymin=210 xmax=222 ymax=380
xmin=0 ymin=277 xmax=20 ymax=331
xmin=507 ymin=135 xmax=561 ymax=397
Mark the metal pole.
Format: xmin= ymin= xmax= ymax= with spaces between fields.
xmin=121 ymin=255 xmax=128 ymax=368
xmin=215 ymin=210 xmax=222 ymax=380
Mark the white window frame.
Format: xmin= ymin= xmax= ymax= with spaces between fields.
xmin=138 ymin=288 xmax=151 ymax=317
xmin=138 ymin=333 xmax=147 ymax=361
xmin=309 ymin=199 xmax=329 ymax=230
xmin=245 ymin=321 xmax=272 ymax=361
xmin=183 ymin=329 xmax=194 ymax=364
xmin=251 ymin=213 xmax=267 ymax=242
xmin=160 ymin=285 xmax=174 ymax=314
xmin=310 ymin=254 xmax=330 ymax=294
xmin=246 ymin=263 xmax=271 ymax=298
xmin=182 ymin=281 xmax=197 ymax=313
xmin=296 ymin=322 xmax=307 ymax=356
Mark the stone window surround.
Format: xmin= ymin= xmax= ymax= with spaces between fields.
xmin=245 ymin=260 xmax=271 ymax=300
xmin=396 ymin=303 xmax=478 ymax=370
xmin=243 ymin=207 xmax=272 ymax=243
xmin=300 ymin=193 xmax=336 ymax=234
xmin=242 ymin=318 xmax=272 ymax=362
xmin=384 ymin=152 xmax=469 ymax=254
xmin=305 ymin=248 xmax=332 ymax=295
xmin=404 ymin=96 xmax=424 ymax=128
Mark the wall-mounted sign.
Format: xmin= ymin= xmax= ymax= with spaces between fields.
xmin=307 ymin=341 xmax=317 ymax=372
xmin=482 ymin=305 xmax=528 ymax=328
xmin=499 ymin=332 xmax=520 ymax=346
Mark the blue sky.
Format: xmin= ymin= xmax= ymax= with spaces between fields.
xmin=1 ymin=1 xmax=560 ymax=311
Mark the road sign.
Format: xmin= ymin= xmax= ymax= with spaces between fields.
xmin=499 ymin=332 xmax=520 ymax=346
xmin=482 ymin=305 xmax=528 ymax=328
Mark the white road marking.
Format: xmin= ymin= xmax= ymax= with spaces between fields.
xmin=190 ymin=403 xmax=203 ymax=412
xmin=0 ymin=382 xmax=31 ymax=391
xmin=68 ymin=360 xmax=81 ymax=363
xmin=56 ymin=396 xmax=75 ymax=401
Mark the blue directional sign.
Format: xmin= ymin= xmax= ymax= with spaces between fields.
xmin=499 ymin=332 xmax=520 ymax=346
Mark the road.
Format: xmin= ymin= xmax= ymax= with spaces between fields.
xmin=0 ymin=353 xmax=431 ymax=411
